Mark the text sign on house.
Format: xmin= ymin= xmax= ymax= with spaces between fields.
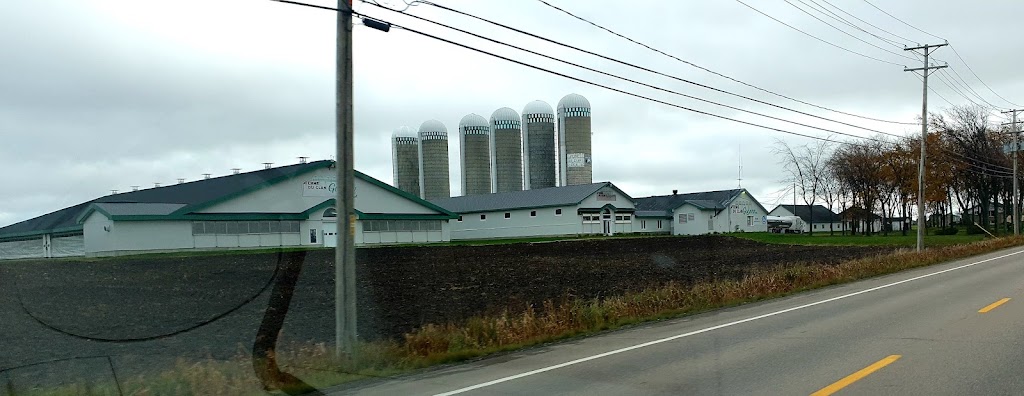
xmin=303 ymin=177 xmax=337 ymax=197
xmin=596 ymin=192 xmax=617 ymax=201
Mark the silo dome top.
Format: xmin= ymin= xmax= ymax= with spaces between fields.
xmin=419 ymin=119 xmax=448 ymax=134
xmin=557 ymin=93 xmax=591 ymax=110
xmin=392 ymin=125 xmax=417 ymax=138
xmin=522 ymin=100 xmax=554 ymax=116
xmin=490 ymin=107 xmax=521 ymax=122
xmin=458 ymin=113 xmax=488 ymax=129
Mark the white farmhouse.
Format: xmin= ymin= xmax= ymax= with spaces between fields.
xmin=633 ymin=189 xmax=769 ymax=235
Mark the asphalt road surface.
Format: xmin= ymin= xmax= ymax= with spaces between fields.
xmin=335 ymin=246 xmax=1024 ymax=395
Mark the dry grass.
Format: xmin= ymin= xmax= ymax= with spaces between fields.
xmin=20 ymin=237 xmax=1024 ymax=395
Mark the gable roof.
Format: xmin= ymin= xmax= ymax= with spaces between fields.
xmin=773 ymin=204 xmax=840 ymax=223
xmin=429 ymin=182 xmax=630 ymax=213
xmin=634 ymin=189 xmax=767 ymax=218
xmin=0 ymin=161 xmax=333 ymax=239
xmin=354 ymin=170 xmax=457 ymax=219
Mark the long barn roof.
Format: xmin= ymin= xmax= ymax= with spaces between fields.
xmin=429 ymin=182 xmax=632 ymax=213
xmin=0 ymin=161 xmax=333 ymax=239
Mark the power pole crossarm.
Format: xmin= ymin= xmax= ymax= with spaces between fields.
xmin=904 ymin=43 xmax=948 ymax=252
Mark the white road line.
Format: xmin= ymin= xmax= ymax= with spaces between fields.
xmin=434 ymin=248 xmax=1024 ymax=395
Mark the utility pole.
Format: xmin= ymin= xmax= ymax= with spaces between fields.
xmin=1004 ymin=109 xmax=1023 ymax=236
xmin=336 ymin=0 xmax=357 ymax=359
xmin=904 ymin=43 xmax=947 ymax=252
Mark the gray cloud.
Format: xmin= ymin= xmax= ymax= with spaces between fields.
xmin=2 ymin=0 xmax=1022 ymax=226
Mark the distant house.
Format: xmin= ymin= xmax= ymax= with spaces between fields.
xmin=769 ymin=204 xmax=842 ymax=233
xmin=838 ymin=207 xmax=883 ymax=234
xmin=633 ymin=189 xmax=769 ymax=235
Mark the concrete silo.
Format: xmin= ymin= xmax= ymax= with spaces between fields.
xmin=557 ymin=93 xmax=592 ymax=186
xmin=521 ymin=100 xmax=556 ymax=190
xmin=459 ymin=114 xmax=491 ymax=196
xmin=391 ymin=126 xmax=420 ymax=196
xmin=418 ymin=120 xmax=451 ymax=199
xmin=489 ymin=107 xmax=523 ymax=193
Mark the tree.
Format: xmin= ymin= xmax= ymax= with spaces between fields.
xmin=774 ymin=139 xmax=833 ymax=235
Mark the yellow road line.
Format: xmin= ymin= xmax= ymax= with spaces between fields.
xmin=811 ymin=355 xmax=901 ymax=396
xmin=979 ymin=298 xmax=1011 ymax=313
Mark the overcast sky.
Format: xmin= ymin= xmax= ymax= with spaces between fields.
xmin=2 ymin=0 xmax=1022 ymax=227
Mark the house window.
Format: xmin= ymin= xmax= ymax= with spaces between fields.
xmin=747 ymin=216 xmax=753 ymax=226
xmin=555 ymin=209 xmax=562 ymax=216
xmin=623 ymin=215 xmax=631 ymax=221
xmin=323 ymin=207 xmax=337 ymax=218
xmin=641 ymin=220 xmax=647 ymax=229
xmin=480 ymin=214 xmax=486 ymax=220
xmin=679 ymin=214 xmax=687 ymax=224
xmin=615 ymin=215 xmax=624 ymax=221
xmin=504 ymin=212 xmax=511 ymax=219
xmin=457 ymin=216 xmax=463 ymax=222
xmin=530 ymin=210 xmax=537 ymax=217
xmin=657 ymin=220 xmax=663 ymax=228
xmin=310 ymin=229 xmax=317 ymax=243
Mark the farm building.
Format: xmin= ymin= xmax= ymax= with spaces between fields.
xmin=633 ymin=189 xmax=769 ymax=235
xmin=0 ymin=161 xmax=457 ymax=259
xmin=769 ymin=204 xmax=843 ymax=233
xmin=429 ymin=182 xmax=636 ymax=240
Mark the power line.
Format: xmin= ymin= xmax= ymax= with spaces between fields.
xmin=943 ymin=63 xmax=1009 ymax=110
xmin=529 ymin=0 xmax=917 ymax=126
xmin=860 ymin=1 xmax=1020 ymax=109
xmin=796 ymin=0 xmax=905 ymax=47
xmin=733 ymin=0 xmax=907 ymax=67
xmin=782 ymin=0 xmax=916 ymax=60
xmin=949 ymin=45 xmax=1022 ymax=108
xmin=813 ymin=0 xmax=916 ymax=44
xmin=367 ymin=2 xmax=904 ymax=142
xmin=860 ymin=0 xmax=945 ymax=42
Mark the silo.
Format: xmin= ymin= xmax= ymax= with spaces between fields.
xmin=521 ymin=100 xmax=556 ymax=190
xmin=391 ymin=126 xmax=420 ymax=196
xmin=557 ymin=93 xmax=592 ymax=186
xmin=489 ymin=107 xmax=523 ymax=193
xmin=459 ymin=113 xmax=491 ymax=196
xmin=418 ymin=120 xmax=451 ymax=199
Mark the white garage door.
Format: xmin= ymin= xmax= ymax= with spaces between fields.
xmin=323 ymin=222 xmax=338 ymax=248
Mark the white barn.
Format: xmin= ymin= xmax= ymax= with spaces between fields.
xmin=633 ymin=189 xmax=769 ymax=235
xmin=430 ymin=182 xmax=636 ymax=240
xmin=0 ymin=161 xmax=456 ymax=259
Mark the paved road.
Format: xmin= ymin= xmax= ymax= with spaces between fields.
xmin=335 ymin=246 xmax=1024 ymax=395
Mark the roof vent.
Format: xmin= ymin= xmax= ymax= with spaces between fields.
xmin=154 ymin=182 xmax=161 ymax=188
xmin=231 ymin=168 xmax=241 ymax=175
xmin=672 ymin=189 xmax=678 ymax=195
xmin=131 ymin=186 xmax=140 ymax=191
xmin=177 ymin=178 xmax=185 ymax=184
xmin=203 ymin=173 xmax=212 ymax=179
xmin=298 ymin=156 xmax=308 ymax=164
xmin=110 ymin=190 xmax=118 ymax=195
xmin=263 ymin=162 xmax=273 ymax=169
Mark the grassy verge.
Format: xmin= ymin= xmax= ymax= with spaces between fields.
xmin=731 ymin=232 xmax=985 ymax=247
xmin=23 ymin=236 xmax=1024 ymax=395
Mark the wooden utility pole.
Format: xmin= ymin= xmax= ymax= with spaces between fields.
xmin=904 ymin=43 xmax=947 ymax=252
xmin=1004 ymin=109 xmax=1023 ymax=236
xmin=336 ymin=0 xmax=357 ymax=359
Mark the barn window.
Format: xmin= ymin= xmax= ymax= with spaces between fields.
xmin=530 ymin=210 xmax=537 ymax=217
xmin=657 ymin=220 xmax=663 ymax=228
xmin=504 ymin=212 xmax=511 ymax=219
xmin=323 ymin=208 xmax=337 ymax=218
xmin=480 ymin=214 xmax=486 ymax=220
xmin=641 ymin=220 xmax=646 ymax=229
xmin=457 ymin=216 xmax=463 ymax=222
xmin=555 ymin=209 xmax=562 ymax=216
xmin=747 ymin=216 xmax=754 ymax=226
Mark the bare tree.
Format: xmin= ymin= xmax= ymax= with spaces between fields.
xmin=774 ymin=139 xmax=833 ymax=235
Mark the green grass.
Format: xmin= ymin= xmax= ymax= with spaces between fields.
xmin=731 ymin=232 xmax=986 ymax=247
